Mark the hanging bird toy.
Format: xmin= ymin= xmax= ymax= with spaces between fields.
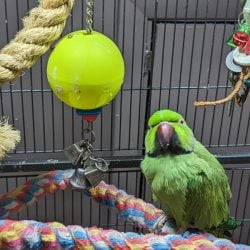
xmin=47 ymin=0 xmax=124 ymax=116
xmin=194 ymin=0 xmax=250 ymax=108
xmin=47 ymin=0 xmax=125 ymax=190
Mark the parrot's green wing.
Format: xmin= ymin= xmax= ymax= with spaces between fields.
xmin=186 ymin=141 xmax=231 ymax=228
xmin=193 ymin=140 xmax=232 ymax=203
xmin=186 ymin=170 xmax=230 ymax=228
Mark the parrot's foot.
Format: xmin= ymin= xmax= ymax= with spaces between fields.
xmin=178 ymin=226 xmax=203 ymax=235
xmin=152 ymin=214 xmax=178 ymax=234
xmin=152 ymin=214 xmax=167 ymax=233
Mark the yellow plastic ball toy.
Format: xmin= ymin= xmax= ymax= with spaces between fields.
xmin=47 ymin=30 xmax=125 ymax=110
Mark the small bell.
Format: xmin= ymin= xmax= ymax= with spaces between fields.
xmin=69 ymin=158 xmax=109 ymax=191
xmin=64 ymin=142 xmax=85 ymax=166
xmin=84 ymin=158 xmax=109 ymax=187
xmin=70 ymin=168 xmax=91 ymax=190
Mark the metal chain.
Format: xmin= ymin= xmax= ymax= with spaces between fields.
xmin=86 ymin=0 xmax=94 ymax=34
xmin=82 ymin=121 xmax=96 ymax=143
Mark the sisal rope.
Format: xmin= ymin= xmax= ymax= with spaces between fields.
xmin=0 ymin=118 xmax=20 ymax=160
xmin=0 ymin=0 xmax=74 ymax=84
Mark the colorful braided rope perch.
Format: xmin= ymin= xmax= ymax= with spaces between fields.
xmin=0 ymin=170 xmax=249 ymax=249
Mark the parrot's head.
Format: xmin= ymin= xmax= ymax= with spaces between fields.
xmin=145 ymin=109 xmax=195 ymax=157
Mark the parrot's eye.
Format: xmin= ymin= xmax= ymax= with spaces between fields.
xmin=179 ymin=119 xmax=185 ymax=125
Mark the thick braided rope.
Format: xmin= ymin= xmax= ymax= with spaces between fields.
xmin=0 ymin=0 xmax=74 ymax=84
xmin=0 ymin=220 xmax=249 ymax=250
xmin=0 ymin=170 xmax=249 ymax=249
xmin=0 ymin=170 xmax=73 ymax=218
xmin=89 ymin=181 xmax=177 ymax=233
xmin=0 ymin=169 xmax=176 ymax=234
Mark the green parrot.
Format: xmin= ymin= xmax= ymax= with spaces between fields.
xmin=141 ymin=109 xmax=240 ymax=235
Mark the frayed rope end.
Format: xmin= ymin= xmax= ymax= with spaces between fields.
xmin=0 ymin=118 xmax=21 ymax=160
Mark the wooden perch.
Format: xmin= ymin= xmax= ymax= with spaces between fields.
xmin=194 ymin=69 xmax=250 ymax=107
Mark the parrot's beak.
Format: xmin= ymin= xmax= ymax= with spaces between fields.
xmin=157 ymin=122 xmax=174 ymax=147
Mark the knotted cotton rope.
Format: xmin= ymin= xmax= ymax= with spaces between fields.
xmin=0 ymin=0 xmax=74 ymax=84
xmin=0 ymin=169 xmax=177 ymax=235
xmin=0 ymin=220 xmax=248 ymax=250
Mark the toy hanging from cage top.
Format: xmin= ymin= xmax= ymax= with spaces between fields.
xmin=47 ymin=0 xmax=125 ymax=190
xmin=47 ymin=0 xmax=125 ymax=120
xmin=194 ymin=0 xmax=250 ymax=108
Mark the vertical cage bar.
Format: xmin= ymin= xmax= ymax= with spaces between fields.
xmin=40 ymin=58 xmax=46 ymax=152
xmin=176 ymin=0 xmax=189 ymax=112
xmin=139 ymin=0 xmax=160 ymax=202
xmin=193 ymin=0 xmax=209 ymax=134
xmin=235 ymin=105 xmax=245 ymax=146
xmin=166 ymin=0 xmax=179 ymax=108
xmin=239 ymin=176 xmax=250 ymax=242
xmin=62 ymin=190 xmax=65 ymax=223
xmin=234 ymin=170 xmax=244 ymax=220
xmin=110 ymin=0 xmax=117 ymax=151
xmin=15 ymin=0 xmax=27 ymax=153
xmin=158 ymin=1 xmax=169 ymax=109
xmin=143 ymin=0 xmax=158 ymax=128
xmin=137 ymin=0 xmax=148 ymax=149
xmin=217 ymin=77 xmax=230 ymax=146
xmin=3 ymin=0 xmax=14 ymax=126
xmin=51 ymin=88 xmax=55 ymax=152
xmin=244 ymin=113 xmax=250 ymax=145
xmin=204 ymin=0 xmax=227 ymax=145
xmin=62 ymin=104 xmax=65 ymax=149
xmin=26 ymin=0 xmax=37 ymax=153
xmin=226 ymin=0 xmax=242 ymax=147
xmin=247 ymin=221 xmax=250 ymax=243
xmin=25 ymin=176 xmax=30 ymax=219
xmin=100 ymin=0 xmax=105 ymax=150
xmin=184 ymin=0 xmax=199 ymax=119
xmin=128 ymin=0 xmax=137 ymax=149
xmin=118 ymin=0 xmax=126 ymax=150
xmin=116 ymin=171 xmax=121 ymax=229
xmin=14 ymin=177 xmax=20 ymax=220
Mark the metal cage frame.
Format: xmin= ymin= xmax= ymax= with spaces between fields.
xmin=0 ymin=0 xmax=250 ymax=244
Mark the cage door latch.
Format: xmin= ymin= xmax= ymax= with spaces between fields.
xmin=144 ymin=49 xmax=152 ymax=74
